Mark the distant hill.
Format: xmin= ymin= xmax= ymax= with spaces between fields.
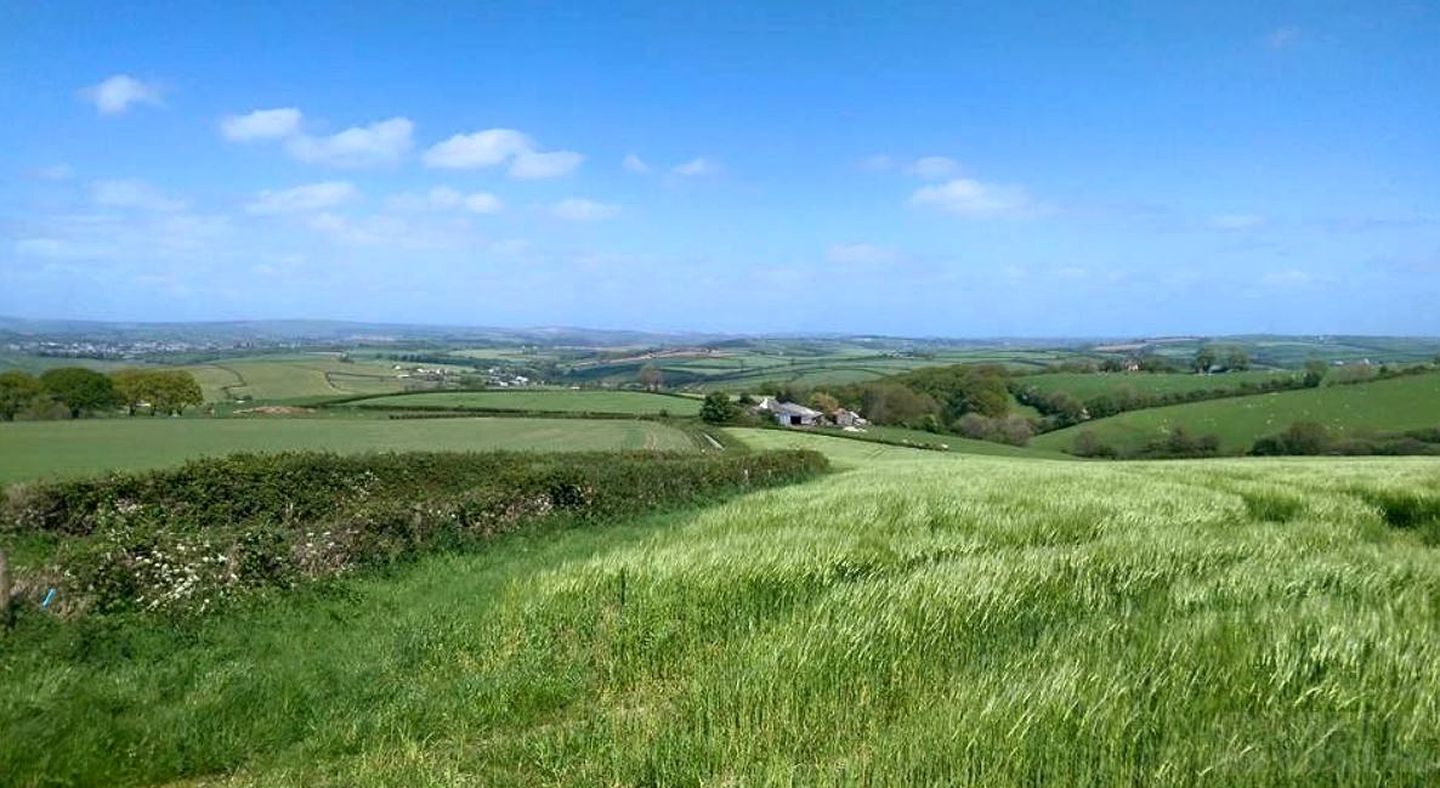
xmin=1032 ymin=371 xmax=1440 ymax=455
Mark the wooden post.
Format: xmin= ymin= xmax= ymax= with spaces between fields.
xmin=0 ymin=548 xmax=11 ymax=629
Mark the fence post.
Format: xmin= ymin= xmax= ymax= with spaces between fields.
xmin=0 ymin=548 xmax=11 ymax=629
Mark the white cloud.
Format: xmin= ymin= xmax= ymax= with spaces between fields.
xmin=385 ymin=186 xmax=502 ymax=214
xmin=623 ymin=153 xmax=651 ymax=173
xmin=423 ymin=129 xmax=532 ymax=168
xmin=284 ymin=117 xmax=413 ymax=167
xmin=510 ymin=150 xmax=583 ymax=179
xmin=910 ymin=178 xmax=1035 ymax=218
xmin=1209 ymin=214 xmax=1266 ymax=230
xmin=422 ymin=128 xmax=581 ymax=179
xmin=464 ymin=192 xmax=504 ymax=214
xmin=221 ymin=108 xmax=303 ymax=141
xmin=672 ymin=157 xmax=718 ymax=177
xmin=246 ymin=181 xmax=359 ymax=215
xmin=90 ymin=179 xmax=187 ymax=212
xmin=82 ymin=75 xmax=162 ymax=114
xmin=551 ymin=198 xmax=620 ymax=221
xmin=1266 ymin=26 xmax=1301 ymax=49
xmin=907 ymin=156 xmax=961 ymax=179
xmin=827 ymin=243 xmax=899 ymax=265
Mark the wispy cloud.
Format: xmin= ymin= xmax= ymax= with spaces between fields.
xmin=422 ymin=129 xmax=581 ymax=178
xmin=246 ymin=181 xmax=359 ymax=215
xmin=552 ymin=198 xmax=620 ymax=221
xmin=1209 ymin=214 xmax=1266 ymax=230
xmin=284 ymin=117 xmax=414 ymax=168
xmin=672 ymin=157 xmax=720 ymax=177
xmin=385 ymin=186 xmax=502 ymax=214
xmin=907 ymin=156 xmax=961 ymax=180
xmin=1266 ymin=26 xmax=1302 ymax=49
xmin=90 ymin=179 xmax=187 ymax=212
xmin=221 ymin=108 xmax=303 ymax=141
xmin=82 ymin=75 xmax=163 ymax=115
xmin=622 ymin=153 xmax=651 ymax=174
xmin=910 ymin=178 xmax=1037 ymax=218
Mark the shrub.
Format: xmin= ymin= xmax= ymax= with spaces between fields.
xmin=4 ymin=449 xmax=828 ymax=616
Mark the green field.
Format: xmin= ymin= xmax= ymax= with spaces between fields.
xmin=349 ymin=389 xmax=702 ymax=416
xmin=1018 ymin=370 xmax=1295 ymax=400
xmin=1034 ymin=372 xmax=1440 ymax=454
xmin=733 ymin=425 xmax=1074 ymax=462
xmin=0 ymin=417 xmax=695 ymax=482
xmin=5 ymin=448 xmax=1439 ymax=783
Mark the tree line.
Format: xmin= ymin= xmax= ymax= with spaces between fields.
xmin=0 ymin=367 xmax=203 ymax=421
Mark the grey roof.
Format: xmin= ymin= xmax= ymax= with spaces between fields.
xmin=771 ymin=401 xmax=821 ymax=417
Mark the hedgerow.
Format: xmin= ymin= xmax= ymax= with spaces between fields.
xmin=1 ymin=449 xmax=827 ymax=616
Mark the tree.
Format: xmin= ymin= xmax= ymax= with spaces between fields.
xmin=1072 ymin=431 xmax=1118 ymax=458
xmin=1252 ymin=421 xmax=1331 ymax=456
xmin=1193 ymin=346 xmax=1217 ymax=373
xmin=699 ymin=391 xmax=740 ymax=424
xmin=637 ymin=363 xmax=663 ymax=391
xmin=1224 ymin=348 xmax=1252 ymax=372
xmin=110 ymin=368 xmax=151 ymax=415
xmin=150 ymin=371 xmax=204 ymax=416
xmin=40 ymin=367 xmax=116 ymax=419
xmin=0 ymin=371 xmax=42 ymax=421
xmin=1303 ymin=359 xmax=1328 ymax=388
xmin=808 ymin=392 xmax=840 ymax=414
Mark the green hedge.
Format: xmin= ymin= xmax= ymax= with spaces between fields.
xmin=2 ymin=449 xmax=827 ymax=616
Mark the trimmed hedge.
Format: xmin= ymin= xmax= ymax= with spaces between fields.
xmin=2 ymin=449 xmax=827 ymax=616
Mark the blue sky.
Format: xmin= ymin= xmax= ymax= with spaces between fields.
xmin=2 ymin=1 xmax=1437 ymax=336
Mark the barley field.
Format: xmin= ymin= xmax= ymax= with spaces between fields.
xmin=3 ymin=441 xmax=1438 ymax=784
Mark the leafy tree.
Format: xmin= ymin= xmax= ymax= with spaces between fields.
xmin=0 ymin=370 xmax=42 ymax=421
xmin=150 ymin=371 xmax=204 ymax=416
xmin=40 ymin=367 xmax=116 ymax=419
xmin=808 ymin=392 xmax=840 ymax=414
xmin=1252 ymin=421 xmax=1332 ymax=456
xmin=957 ymin=412 xmax=994 ymax=440
xmin=1072 ymin=431 xmax=1118 ymax=458
xmin=1224 ymin=348 xmax=1252 ymax=371
xmin=110 ymin=369 xmax=151 ymax=415
xmin=699 ymin=391 xmax=740 ymax=424
xmin=1193 ymin=346 xmax=1217 ymax=373
xmin=1085 ymin=393 xmax=1120 ymax=419
xmin=637 ymin=363 xmax=663 ymax=391
xmin=1303 ymin=359 xmax=1328 ymax=388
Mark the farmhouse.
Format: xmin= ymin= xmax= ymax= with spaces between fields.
xmin=756 ymin=398 xmax=822 ymax=427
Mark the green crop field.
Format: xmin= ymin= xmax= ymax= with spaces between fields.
xmin=0 ymin=417 xmax=694 ymax=482
xmin=349 ymin=389 xmax=702 ymax=416
xmin=194 ymin=356 xmax=414 ymax=402
xmin=1018 ymin=370 xmax=1296 ymax=400
xmin=5 ymin=450 xmax=1439 ymax=784
xmin=1034 ymin=372 xmax=1440 ymax=454
xmin=732 ymin=426 xmax=1074 ymax=462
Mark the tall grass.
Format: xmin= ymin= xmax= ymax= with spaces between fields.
xmin=3 ymin=455 xmax=1440 ymax=784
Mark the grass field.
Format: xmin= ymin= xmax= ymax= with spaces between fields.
xmin=1018 ymin=370 xmax=1296 ymax=400
xmin=5 ymin=450 xmax=1439 ymax=784
xmin=731 ymin=426 xmax=1074 ymax=463
xmin=1034 ymin=372 xmax=1440 ymax=454
xmin=0 ymin=417 xmax=695 ymax=482
xmin=348 ymin=389 xmax=702 ymax=416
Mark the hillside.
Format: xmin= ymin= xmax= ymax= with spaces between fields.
xmin=3 ymin=446 xmax=1437 ymax=783
xmin=347 ymin=389 xmax=702 ymax=416
xmin=1033 ymin=372 xmax=1440 ymax=455
xmin=1017 ymin=370 xmax=1295 ymax=400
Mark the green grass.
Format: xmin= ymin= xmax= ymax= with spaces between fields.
xmin=0 ymin=417 xmax=695 ymax=483
xmin=348 ymin=389 xmax=702 ymax=416
xmin=202 ymin=357 xmax=412 ymax=402
xmin=729 ymin=426 xmax=1073 ymax=464
xmin=4 ymin=453 xmax=1440 ymax=784
xmin=1034 ymin=372 xmax=1440 ymax=455
xmin=1019 ymin=370 xmax=1295 ymax=400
